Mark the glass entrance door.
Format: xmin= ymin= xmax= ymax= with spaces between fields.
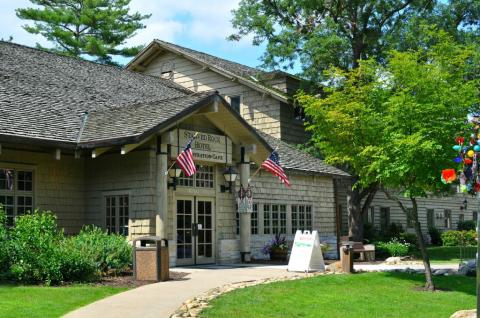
xmin=176 ymin=197 xmax=215 ymax=265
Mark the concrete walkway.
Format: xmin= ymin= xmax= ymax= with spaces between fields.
xmin=64 ymin=262 xmax=460 ymax=318
xmin=63 ymin=265 xmax=300 ymax=318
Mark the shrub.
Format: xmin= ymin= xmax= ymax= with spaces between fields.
xmin=69 ymin=226 xmax=132 ymax=275
xmin=0 ymin=206 xmax=10 ymax=277
xmin=428 ymin=227 xmax=442 ymax=245
xmin=398 ymin=232 xmax=417 ymax=248
xmin=457 ymin=220 xmax=476 ymax=231
xmin=9 ymin=210 xmax=64 ymax=285
xmin=59 ymin=239 xmax=99 ymax=282
xmin=377 ymin=238 xmax=411 ymax=257
xmin=441 ymin=230 xmax=476 ymax=247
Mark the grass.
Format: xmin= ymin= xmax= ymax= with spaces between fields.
xmin=414 ymin=246 xmax=477 ymax=264
xmin=200 ymin=272 xmax=475 ymax=318
xmin=0 ymin=284 xmax=128 ymax=318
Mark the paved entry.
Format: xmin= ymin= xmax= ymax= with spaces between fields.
xmin=63 ymin=265 xmax=299 ymax=318
xmin=176 ymin=197 xmax=215 ymax=266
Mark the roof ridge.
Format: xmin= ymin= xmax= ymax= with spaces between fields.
xmin=0 ymin=40 xmax=191 ymax=95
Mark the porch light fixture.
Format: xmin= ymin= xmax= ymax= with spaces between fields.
xmin=167 ymin=165 xmax=182 ymax=191
xmin=220 ymin=166 xmax=238 ymax=193
xmin=460 ymin=199 xmax=468 ymax=210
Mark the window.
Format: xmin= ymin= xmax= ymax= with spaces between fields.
xmin=263 ymin=204 xmax=271 ymax=234
xmin=370 ymin=206 xmax=375 ymax=224
xmin=459 ymin=214 xmax=465 ymax=224
xmin=0 ymin=169 xmax=33 ymax=226
xmin=473 ymin=212 xmax=478 ymax=223
xmin=291 ymin=204 xmax=312 ymax=233
xmin=160 ymin=61 xmax=174 ymax=79
xmin=229 ymin=96 xmax=241 ymax=113
xmin=380 ymin=207 xmax=390 ymax=232
xmin=406 ymin=208 xmax=414 ymax=228
xmin=444 ymin=209 xmax=452 ymax=229
xmin=236 ymin=203 xmax=258 ymax=235
xmin=177 ymin=165 xmax=214 ymax=188
xmin=293 ymin=106 xmax=305 ymax=121
xmin=105 ymin=194 xmax=129 ymax=236
xmin=427 ymin=209 xmax=434 ymax=229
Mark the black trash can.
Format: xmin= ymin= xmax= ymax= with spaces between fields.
xmin=133 ymin=236 xmax=169 ymax=282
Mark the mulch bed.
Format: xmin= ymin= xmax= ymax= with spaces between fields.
xmin=94 ymin=270 xmax=191 ymax=288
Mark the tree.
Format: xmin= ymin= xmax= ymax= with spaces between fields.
xmin=16 ymin=0 xmax=151 ymax=65
xmin=229 ymin=0 xmax=434 ymax=240
xmin=299 ymin=30 xmax=479 ymax=289
xmin=230 ymin=0 xmax=434 ymax=83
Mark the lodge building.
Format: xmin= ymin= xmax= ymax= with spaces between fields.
xmin=0 ymin=40 xmax=473 ymax=267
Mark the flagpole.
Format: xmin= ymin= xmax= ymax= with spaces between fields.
xmin=248 ymin=146 xmax=278 ymax=183
xmin=164 ymin=131 xmax=198 ymax=176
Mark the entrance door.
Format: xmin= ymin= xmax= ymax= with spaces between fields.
xmin=176 ymin=197 xmax=215 ymax=265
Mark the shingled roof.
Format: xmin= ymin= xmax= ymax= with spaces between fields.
xmin=258 ymin=131 xmax=349 ymax=177
xmin=0 ymin=41 xmax=217 ymax=147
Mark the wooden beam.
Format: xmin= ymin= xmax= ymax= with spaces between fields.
xmin=54 ymin=149 xmax=61 ymax=160
xmin=195 ymin=101 xmax=218 ymax=115
xmin=91 ymin=147 xmax=111 ymax=158
xmin=120 ymin=137 xmax=151 ymax=155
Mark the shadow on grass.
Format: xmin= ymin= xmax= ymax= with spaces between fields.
xmin=380 ymin=271 xmax=475 ymax=296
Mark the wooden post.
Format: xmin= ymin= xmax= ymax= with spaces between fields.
xmin=156 ymin=137 xmax=168 ymax=239
xmin=239 ymin=147 xmax=251 ymax=262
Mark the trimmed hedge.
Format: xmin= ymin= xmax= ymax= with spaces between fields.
xmin=441 ymin=230 xmax=476 ymax=247
xmin=0 ymin=207 xmax=132 ymax=285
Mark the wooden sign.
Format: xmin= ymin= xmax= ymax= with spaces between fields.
xmin=170 ymin=129 xmax=232 ymax=164
xmin=287 ymin=230 xmax=325 ymax=273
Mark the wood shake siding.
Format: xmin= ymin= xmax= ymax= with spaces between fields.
xmin=0 ymin=147 xmax=85 ymax=234
xmin=143 ymin=52 xmax=284 ymax=139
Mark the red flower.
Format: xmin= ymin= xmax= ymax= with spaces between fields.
xmin=465 ymin=158 xmax=473 ymax=165
xmin=456 ymin=137 xmax=465 ymax=145
xmin=441 ymin=169 xmax=457 ymax=184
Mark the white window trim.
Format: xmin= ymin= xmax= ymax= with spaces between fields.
xmin=102 ymin=190 xmax=131 ymax=234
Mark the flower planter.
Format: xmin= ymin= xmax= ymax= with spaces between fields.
xmin=269 ymin=247 xmax=288 ymax=261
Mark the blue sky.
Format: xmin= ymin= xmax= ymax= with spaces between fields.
xmin=0 ymin=0 xmax=270 ymax=69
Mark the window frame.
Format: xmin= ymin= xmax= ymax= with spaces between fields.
xmin=291 ymin=204 xmax=313 ymax=234
xmin=103 ymin=191 xmax=131 ymax=236
xmin=0 ymin=167 xmax=35 ymax=226
xmin=227 ymin=95 xmax=242 ymax=113
xmin=177 ymin=164 xmax=215 ymax=189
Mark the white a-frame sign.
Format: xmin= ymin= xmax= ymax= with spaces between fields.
xmin=287 ymin=230 xmax=325 ymax=273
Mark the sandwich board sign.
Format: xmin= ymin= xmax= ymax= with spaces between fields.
xmin=287 ymin=230 xmax=325 ymax=273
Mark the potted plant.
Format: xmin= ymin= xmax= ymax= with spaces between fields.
xmin=262 ymin=234 xmax=288 ymax=261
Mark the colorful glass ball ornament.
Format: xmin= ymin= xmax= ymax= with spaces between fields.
xmin=441 ymin=169 xmax=456 ymax=184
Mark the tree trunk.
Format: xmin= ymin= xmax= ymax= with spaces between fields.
xmin=347 ymin=186 xmax=363 ymax=241
xmin=410 ymin=197 xmax=435 ymax=291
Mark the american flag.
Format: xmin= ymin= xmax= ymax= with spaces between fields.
xmin=176 ymin=137 xmax=196 ymax=177
xmin=261 ymin=151 xmax=291 ymax=187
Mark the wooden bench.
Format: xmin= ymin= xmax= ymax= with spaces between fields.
xmin=340 ymin=236 xmax=375 ymax=261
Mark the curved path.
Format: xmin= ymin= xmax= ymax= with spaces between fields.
xmin=63 ymin=265 xmax=300 ymax=318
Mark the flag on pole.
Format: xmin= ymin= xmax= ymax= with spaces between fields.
xmin=261 ymin=150 xmax=291 ymax=187
xmin=176 ymin=136 xmax=197 ymax=177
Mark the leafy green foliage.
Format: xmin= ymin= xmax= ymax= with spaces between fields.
xmin=2 ymin=211 xmax=131 ymax=285
xmin=16 ymin=0 xmax=151 ymax=65
xmin=441 ymin=230 xmax=476 ymax=247
xmin=9 ymin=211 xmax=64 ymax=285
xmin=68 ymin=226 xmax=132 ymax=276
xmin=377 ymin=238 xmax=412 ymax=257
xmin=428 ymin=227 xmax=442 ymax=246
xmin=457 ymin=220 xmax=476 ymax=231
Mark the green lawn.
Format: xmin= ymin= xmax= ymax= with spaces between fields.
xmin=200 ymin=272 xmax=475 ymax=318
xmin=420 ymin=246 xmax=476 ymax=264
xmin=0 ymin=284 xmax=128 ymax=318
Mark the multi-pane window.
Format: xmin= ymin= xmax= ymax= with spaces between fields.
xmin=235 ymin=203 xmax=259 ymax=235
xmin=177 ymin=165 xmax=214 ymax=188
xmin=291 ymin=204 xmax=312 ymax=233
xmin=105 ymin=195 xmax=129 ymax=236
xmin=263 ymin=204 xmax=271 ymax=234
xmin=427 ymin=209 xmax=434 ymax=229
xmin=444 ymin=209 xmax=452 ymax=229
xmin=229 ymin=96 xmax=241 ymax=113
xmin=268 ymin=204 xmax=287 ymax=234
xmin=406 ymin=208 xmax=414 ymax=228
xmin=380 ymin=207 xmax=390 ymax=232
xmin=0 ymin=169 xmax=33 ymax=226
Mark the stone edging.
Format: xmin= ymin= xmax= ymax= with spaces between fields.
xmin=170 ymin=271 xmax=333 ymax=318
